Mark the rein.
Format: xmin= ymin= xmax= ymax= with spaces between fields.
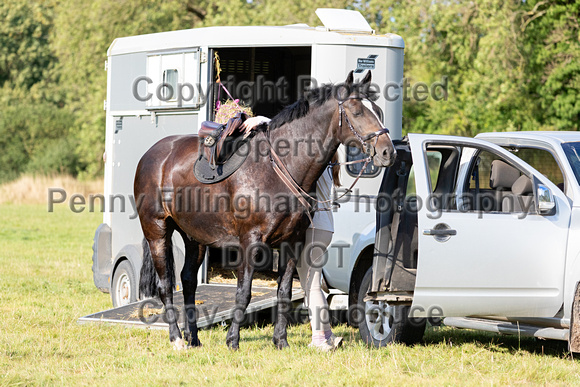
xmin=266 ymin=96 xmax=391 ymax=220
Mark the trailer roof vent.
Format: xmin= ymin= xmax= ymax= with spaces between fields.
xmin=284 ymin=23 xmax=310 ymax=29
xmin=315 ymin=8 xmax=374 ymax=34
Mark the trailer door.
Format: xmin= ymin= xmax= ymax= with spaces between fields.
xmin=408 ymin=133 xmax=570 ymax=319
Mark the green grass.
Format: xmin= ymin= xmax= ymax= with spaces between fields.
xmin=1 ymin=204 xmax=579 ymax=385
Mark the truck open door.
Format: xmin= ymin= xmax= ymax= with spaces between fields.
xmin=408 ymin=133 xmax=571 ymax=319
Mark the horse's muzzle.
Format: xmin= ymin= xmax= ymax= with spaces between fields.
xmin=373 ymin=147 xmax=397 ymax=167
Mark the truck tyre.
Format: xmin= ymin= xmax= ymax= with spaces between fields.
xmin=357 ymin=267 xmax=426 ymax=347
xmin=111 ymin=260 xmax=137 ymax=307
xmin=569 ymin=282 xmax=580 ymax=353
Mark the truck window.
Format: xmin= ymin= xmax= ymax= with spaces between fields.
xmin=469 ymin=151 xmax=503 ymax=190
xmin=463 ymin=149 xmax=534 ymax=214
xmin=562 ymin=142 xmax=580 ymax=186
xmin=507 ymin=147 xmax=565 ymax=191
xmin=407 ymin=151 xmax=443 ymax=196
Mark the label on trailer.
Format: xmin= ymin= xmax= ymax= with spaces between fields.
xmin=355 ymin=55 xmax=378 ymax=73
xmin=115 ymin=118 xmax=123 ymax=134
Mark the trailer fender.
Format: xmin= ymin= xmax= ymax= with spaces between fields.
xmin=111 ymin=244 xmax=143 ymax=293
xmin=92 ymin=223 xmax=112 ymax=293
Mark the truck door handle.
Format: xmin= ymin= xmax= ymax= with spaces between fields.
xmin=423 ymin=223 xmax=456 ymax=242
xmin=423 ymin=229 xmax=457 ymax=236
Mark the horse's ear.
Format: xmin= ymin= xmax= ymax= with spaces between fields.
xmin=345 ymin=70 xmax=354 ymax=86
xmin=362 ymin=71 xmax=372 ymax=85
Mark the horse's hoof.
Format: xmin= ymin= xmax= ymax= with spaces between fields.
xmin=188 ymin=338 xmax=203 ymax=348
xmin=227 ymin=343 xmax=239 ymax=351
xmin=226 ymin=340 xmax=239 ymax=351
xmin=273 ymin=338 xmax=289 ymax=350
xmin=172 ymin=338 xmax=187 ymax=351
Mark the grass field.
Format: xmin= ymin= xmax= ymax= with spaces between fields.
xmin=1 ymin=203 xmax=579 ymax=385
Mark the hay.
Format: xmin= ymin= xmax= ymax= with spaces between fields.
xmin=251 ymin=291 xmax=268 ymax=297
xmin=208 ymin=267 xmax=278 ymax=288
xmin=130 ymin=305 xmax=164 ymax=319
xmin=214 ymin=99 xmax=253 ymax=124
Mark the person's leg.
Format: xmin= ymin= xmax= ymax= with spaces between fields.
xmin=296 ymin=228 xmax=334 ymax=345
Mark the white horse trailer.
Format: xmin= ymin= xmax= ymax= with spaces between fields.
xmin=91 ymin=9 xmax=404 ymax=308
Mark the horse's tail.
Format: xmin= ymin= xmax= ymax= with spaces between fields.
xmin=139 ymin=238 xmax=159 ymax=298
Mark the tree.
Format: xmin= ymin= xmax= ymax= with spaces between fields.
xmin=0 ymin=103 xmax=77 ymax=182
xmin=2 ymin=0 xmax=577 ymax=183
xmin=50 ymin=0 xmax=194 ymax=178
xmin=0 ymin=0 xmax=75 ymax=183
xmin=525 ymin=0 xmax=580 ymax=130
xmin=357 ymin=0 xmax=579 ymax=135
xmin=187 ymin=0 xmax=350 ymax=27
xmin=0 ymin=0 xmax=55 ymax=96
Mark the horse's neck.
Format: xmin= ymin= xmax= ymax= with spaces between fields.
xmin=268 ymin=101 xmax=339 ymax=192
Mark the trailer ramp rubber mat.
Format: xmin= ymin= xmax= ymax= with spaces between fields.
xmin=78 ymin=283 xmax=304 ymax=330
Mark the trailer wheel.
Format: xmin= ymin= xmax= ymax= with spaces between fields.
xmin=111 ymin=260 xmax=137 ymax=307
xmin=357 ymin=267 xmax=425 ymax=347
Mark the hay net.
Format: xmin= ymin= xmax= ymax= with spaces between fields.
xmin=213 ymin=52 xmax=254 ymax=124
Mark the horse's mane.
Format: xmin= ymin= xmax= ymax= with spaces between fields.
xmin=267 ymin=83 xmax=338 ymax=131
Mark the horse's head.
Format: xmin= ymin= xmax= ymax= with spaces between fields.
xmin=334 ymin=71 xmax=396 ymax=167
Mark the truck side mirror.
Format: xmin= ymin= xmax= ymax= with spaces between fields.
xmin=537 ymin=184 xmax=556 ymax=215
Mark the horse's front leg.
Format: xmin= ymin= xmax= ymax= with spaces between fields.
xmin=272 ymin=249 xmax=297 ymax=349
xmin=180 ymin=235 xmax=206 ymax=348
xmin=225 ymin=234 xmax=258 ymax=350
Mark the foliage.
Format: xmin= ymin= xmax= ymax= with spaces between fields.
xmin=0 ymin=0 xmax=578 ymax=181
xmin=359 ymin=0 xmax=580 ymax=135
xmin=529 ymin=1 xmax=580 ymax=130
xmin=0 ymin=103 xmax=77 ymax=182
xmin=0 ymin=0 xmax=55 ymax=97
xmin=50 ymin=0 xmax=195 ymax=178
xmin=187 ymin=0 xmax=350 ymax=27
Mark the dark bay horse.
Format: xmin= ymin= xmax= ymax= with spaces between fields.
xmin=134 ymin=71 xmax=396 ymax=350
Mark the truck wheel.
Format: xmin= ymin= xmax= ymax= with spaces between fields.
xmin=111 ymin=260 xmax=137 ymax=307
xmin=357 ymin=267 xmax=426 ymax=347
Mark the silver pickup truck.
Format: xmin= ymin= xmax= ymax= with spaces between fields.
xmin=358 ymin=131 xmax=580 ymax=351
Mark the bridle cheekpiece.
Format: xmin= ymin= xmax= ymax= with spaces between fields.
xmin=337 ymin=95 xmax=390 ymax=158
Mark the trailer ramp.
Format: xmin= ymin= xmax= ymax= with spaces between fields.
xmin=78 ymin=283 xmax=304 ymax=330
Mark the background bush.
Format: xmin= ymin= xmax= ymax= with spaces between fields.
xmin=0 ymin=0 xmax=578 ymax=183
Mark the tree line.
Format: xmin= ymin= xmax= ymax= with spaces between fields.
xmin=0 ymin=0 xmax=577 ymax=182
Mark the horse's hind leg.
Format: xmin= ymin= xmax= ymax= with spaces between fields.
xmin=178 ymin=229 xmax=206 ymax=348
xmin=145 ymin=221 xmax=185 ymax=350
xmin=225 ymin=233 xmax=258 ymax=350
xmin=273 ymin=250 xmax=297 ymax=349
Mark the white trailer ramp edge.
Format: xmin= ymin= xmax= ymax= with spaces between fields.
xmin=78 ymin=283 xmax=304 ymax=330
